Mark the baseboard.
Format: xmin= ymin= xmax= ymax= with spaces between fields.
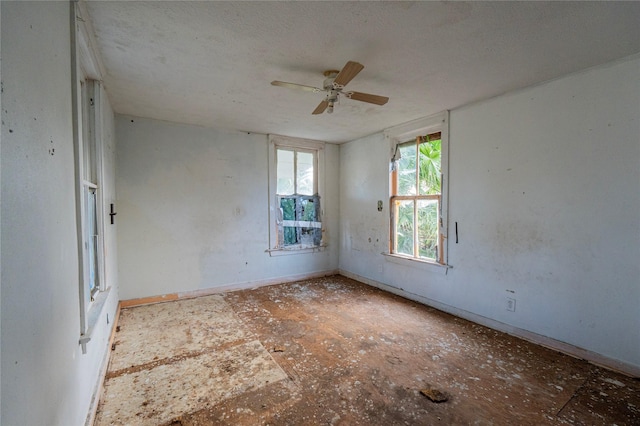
xmin=120 ymin=269 xmax=340 ymax=308
xmin=84 ymin=302 xmax=121 ymax=426
xmin=339 ymin=269 xmax=640 ymax=378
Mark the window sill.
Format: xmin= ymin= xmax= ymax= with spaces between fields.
xmin=267 ymin=245 xmax=327 ymax=257
xmin=79 ymin=286 xmax=111 ymax=354
xmin=382 ymin=252 xmax=451 ymax=273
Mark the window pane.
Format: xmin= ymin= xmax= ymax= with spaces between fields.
xmin=281 ymin=196 xmax=298 ymax=245
xmin=397 ymin=143 xmax=416 ymax=196
xmin=283 ymin=227 xmax=298 ymax=245
xmin=417 ymin=199 xmax=439 ymax=260
xmin=280 ymin=197 xmax=295 ymax=220
xmin=395 ymin=200 xmax=414 ymax=256
xmin=82 ymin=81 xmax=97 ymax=184
xmin=297 ymin=151 xmax=314 ymax=195
xmin=277 ymin=149 xmax=294 ymax=195
xmin=300 ymin=227 xmax=318 ymax=246
xmin=86 ymin=187 xmax=99 ymax=294
xmin=300 ymin=198 xmax=316 ymax=221
xmin=418 ymin=137 xmax=442 ymax=196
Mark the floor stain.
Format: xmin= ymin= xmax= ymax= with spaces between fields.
xmin=95 ymin=275 xmax=640 ymax=425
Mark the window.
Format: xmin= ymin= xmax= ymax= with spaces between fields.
xmin=81 ymin=80 xmax=102 ymax=300
xmin=387 ymin=112 xmax=449 ymax=265
xmin=74 ymin=2 xmax=109 ymax=352
xmin=77 ymin=78 xmax=107 ymax=342
xmin=268 ymin=135 xmax=325 ymax=253
xmin=391 ymin=133 xmax=442 ymax=261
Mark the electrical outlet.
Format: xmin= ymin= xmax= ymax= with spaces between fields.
xmin=506 ymin=297 xmax=516 ymax=312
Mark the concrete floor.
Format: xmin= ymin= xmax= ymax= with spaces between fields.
xmin=96 ymin=275 xmax=639 ymax=425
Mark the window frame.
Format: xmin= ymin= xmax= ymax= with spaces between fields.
xmin=391 ymin=134 xmax=443 ymax=262
xmin=386 ymin=111 xmax=450 ymax=266
xmin=73 ymin=1 xmax=110 ymax=353
xmin=76 ymin=78 xmax=107 ymax=341
xmin=268 ymin=135 xmax=326 ymax=255
xmin=80 ymin=79 xmax=104 ymax=300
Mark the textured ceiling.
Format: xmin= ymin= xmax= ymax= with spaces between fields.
xmin=85 ymin=1 xmax=640 ymax=143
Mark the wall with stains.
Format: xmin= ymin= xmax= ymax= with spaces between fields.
xmin=339 ymin=55 xmax=640 ymax=373
xmin=1 ymin=2 xmax=119 ymax=424
xmin=115 ymin=116 xmax=340 ymax=300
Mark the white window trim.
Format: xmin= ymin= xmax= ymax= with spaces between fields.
xmin=81 ymin=81 xmax=107 ymax=297
xmin=73 ymin=2 xmax=109 ymax=353
xmin=267 ymin=134 xmax=326 ymax=255
xmin=384 ymin=111 xmax=450 ymax=266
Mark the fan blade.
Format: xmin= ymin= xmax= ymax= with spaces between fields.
xmin=345 ymin=91 xmax=389 ymax=106
xmin=312 ymin=100 xmax=329 ymax=115
xmin=271 ymin=81 xmax=322 ymax=93
xmin=333 ymin=61 xmax=364 ymax=87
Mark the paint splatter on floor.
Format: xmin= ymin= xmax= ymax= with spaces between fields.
xmin=95 ymin=276 xmax=640 ymax=425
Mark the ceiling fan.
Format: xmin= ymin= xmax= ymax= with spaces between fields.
xmin=271 ymin=61 xmax=389 ymax=115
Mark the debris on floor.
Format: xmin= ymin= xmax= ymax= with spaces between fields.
xmin=95 ymin=296 xmax=287 ymax=425
xmin=95 ymin=275 xmax=640 ymax=425
xmin=420 ymin=388 xmax=448 ymax=403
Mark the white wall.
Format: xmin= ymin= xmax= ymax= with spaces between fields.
xmin=101 ymin=88 xmax=119 ymax=303
xmin=1 ymin=2 xmax=119 ymax=424
xmin=116 ymin=116 xmax=340 ymax=300
xmin=340 ymin=55 xmax=640 ymax=374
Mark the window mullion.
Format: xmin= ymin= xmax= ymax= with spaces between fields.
xmin=438 ymin=195 xmax=443 ymax=264
xmin=390 ymin=199 xmax=395 ymax=253
xmin=313 ymin=151 xmax=318 ymax=195
xmin=293 ymin=150 xmax=298 ymax=194
xmin=414 ymin=137 xmax=420 ymax=258
xmin=410 ymin=200 xmax=415 ymax=257
xmin=415 ymin=136 xmax=420 ymax=196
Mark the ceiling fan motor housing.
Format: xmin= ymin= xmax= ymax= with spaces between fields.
xmin=323 ymin=73 xmax=341 ymax=113
xmin=323 ymin=76 xmax=337 ymax=90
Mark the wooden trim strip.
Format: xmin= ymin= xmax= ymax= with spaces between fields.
xmin=119 ymin=269 xmax=340 ymax=308
xmin=120 ymin=293 xmax=179 ymax=308
xmin=391 ymin=194 xmax=441 ymax=201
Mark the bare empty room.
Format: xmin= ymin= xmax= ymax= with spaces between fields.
xmin=2 ymin=1 xmax=639 ymax=425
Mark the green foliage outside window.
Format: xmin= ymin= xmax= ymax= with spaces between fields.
xmin=281 ymin=198 xmax=297 ymax=245
xmin=280 ymin=195 xmax=321 ymax=246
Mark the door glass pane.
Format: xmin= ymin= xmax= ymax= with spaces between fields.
xmin=417 ymin=199 xmax=439 ymax=260
xmin=277 ymin=149 xmax=294 ymax=195
xmin=297 ymin=151 xmax=314 ymax=195
xmin=395 ymin=200 xmax=414 ymax=256
xmin=397 ymin=142 xmax=416 ymax=196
